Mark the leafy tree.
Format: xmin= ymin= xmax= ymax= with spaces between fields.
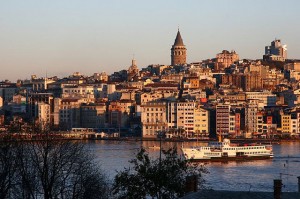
xmin=113 ymin=147 xmax=208 ymax=199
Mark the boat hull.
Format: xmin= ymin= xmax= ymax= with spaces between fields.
xmin=187 ymin=155 xmax=273 ymax=162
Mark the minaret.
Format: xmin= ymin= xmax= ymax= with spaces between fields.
xmin=171 ymin=29 xmax=187 ymax=65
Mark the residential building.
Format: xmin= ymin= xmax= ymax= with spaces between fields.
xmin=37 ymin=102 xmax=51 ymax=130
xmin=245 ymin=91 xmax=277 ymax=107
xmin=141 ymin=101 xmax=167 ymax=138
xmin=241 ymin=72 xmax=262 ymax=91
xmin=216 ymin=103 xmax=230 ymax=137
xmin=245 ymin=99 xmax=259 ymax=138
xmin=215 ymin=50 xmax=239 ymax=71
xmin=80 ymin=103 xmax=106 ymax=128
xmin=194 ymin=106 xmax=209 ymax=137
xmin=176 ymin=101 xmax=196 ymax=137
xmin=59 ymin=98 xmax=82 ymax=130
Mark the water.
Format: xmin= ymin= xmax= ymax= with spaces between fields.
xmin=86 ymin=140 xmax=300 ymax=192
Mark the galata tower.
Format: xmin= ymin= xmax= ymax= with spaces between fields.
xmin=171 ymin=29 xmax=186 ymax=65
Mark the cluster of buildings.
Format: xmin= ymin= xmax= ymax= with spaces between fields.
xmin=0 ymin=30 xmax=300 ymax=139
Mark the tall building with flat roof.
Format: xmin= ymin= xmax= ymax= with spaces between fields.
xmin=264 ymin=39 xmax=287 ymax=61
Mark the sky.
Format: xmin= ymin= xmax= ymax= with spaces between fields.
xmin=0 ymin=0 xmax=299 ymax=81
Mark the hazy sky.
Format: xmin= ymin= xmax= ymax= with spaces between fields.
xmin=0 ymin=0 xmax=299 ymax=81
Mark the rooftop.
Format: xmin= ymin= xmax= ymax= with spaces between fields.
xmin=174 ymin=30 xmax=184 ymax=46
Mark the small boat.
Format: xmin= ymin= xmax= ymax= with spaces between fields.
xmin=181 ymin=138 xmax=273 ymax=161
xmin=148 ymin=145 xmax=161 ymax=150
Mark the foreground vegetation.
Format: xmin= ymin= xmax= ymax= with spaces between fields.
xmin=0 ymin=135 xmax=110 ymax=199
xmin=0 ymin=132 xmax=207 ymax=199
xmin=113 ymin=147 xmax=208 ymax=199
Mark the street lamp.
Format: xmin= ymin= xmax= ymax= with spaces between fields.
xmin=157 ymin=129 xmax=165 ymax=199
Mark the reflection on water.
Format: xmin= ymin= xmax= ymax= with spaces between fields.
xmin=86 ymin=140 xmax=300 ymax=192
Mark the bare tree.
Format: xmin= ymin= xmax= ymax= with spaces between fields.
xmin=0 ymin=131 xmax=110 ymax=199
xmin=16 ymin=136 xmax=110 ymax=199
xmin=0 ymin=140 xmax=19 ymax=199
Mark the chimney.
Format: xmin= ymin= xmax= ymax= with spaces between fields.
xmin=274 ymin=179 xmax=282 ymax=199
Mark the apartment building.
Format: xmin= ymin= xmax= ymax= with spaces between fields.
xmin=141 ymin=101 xmax=167 ymax=138
xmin=245 ymin=99 xmax=259 ymax=138
xmin=215 ymin=50 xmax=239 ymax=71
xmin=80 ymin=103 xmax=106 ymax=128
xmin=59 ymin=98 xmax=83 ymax=130
xmin=37 ymin=102 xmax=51 ymax=130
xmin=176 ymin=101 xmax=196 ymax=137
xmin=245 ymin=91 xmax=277 ymax=107
xmin=216 ymin=103 xmax=230 ymax=137
xmin=194 ymin=106 xmax=209 ymax=137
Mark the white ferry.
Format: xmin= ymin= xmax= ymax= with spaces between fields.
xmin=181 ymin=139 xmax=273 ymax=161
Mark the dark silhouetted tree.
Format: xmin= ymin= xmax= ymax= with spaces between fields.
xmin=113 ymin=147 xmax=208 ymax=199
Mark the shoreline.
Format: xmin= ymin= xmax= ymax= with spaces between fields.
xmin=0 ymin=136 xmax=299 ymax=143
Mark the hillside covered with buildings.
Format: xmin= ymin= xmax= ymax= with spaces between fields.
xmin=1 ymin=30 xmax=300 ymax=140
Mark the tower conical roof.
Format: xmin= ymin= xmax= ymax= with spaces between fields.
xmin=174 ymin=30 xmax=184 ymax=46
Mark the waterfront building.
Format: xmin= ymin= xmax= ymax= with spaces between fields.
xmin=58 ymin=98 xmax=83 ymax=130
xmin=171 ymin=29 xmax=187 ymax=66
xmin=37 ymin=102 xmax=51 ymax=130
xmin=216 ymin=103 xmax=230 ymax=137
xmin=141 ymin=101 xmax=167 ymax=138
xmin=280 ymin=111 xmax=291 ymax=136
xmin=194 ymin=106 xmax=209 ymax=138
xmin=255 ymin=111 xmax=264 ymax=137
xmin=80 ymin=103 xmax=106 ymax=128
xmin=245 ymin=99 xmax=259 ymax=138
xmin=230 ymin=112 xmax=238 ymax=136
xmin=176 ymin=101 xmax=196 ymax=137
xmin=295 ymin=111 xmax=300 ymax=137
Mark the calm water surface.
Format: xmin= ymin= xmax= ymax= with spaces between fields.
xmin=86 ymin=140 xmax=300 ymax=192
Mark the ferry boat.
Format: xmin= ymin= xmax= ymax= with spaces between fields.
xmin=181 ymin=139 xmax=273 ymax=161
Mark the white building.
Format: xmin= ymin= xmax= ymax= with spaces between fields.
xmin=37 ymin=102 xmax=51 ymax=130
